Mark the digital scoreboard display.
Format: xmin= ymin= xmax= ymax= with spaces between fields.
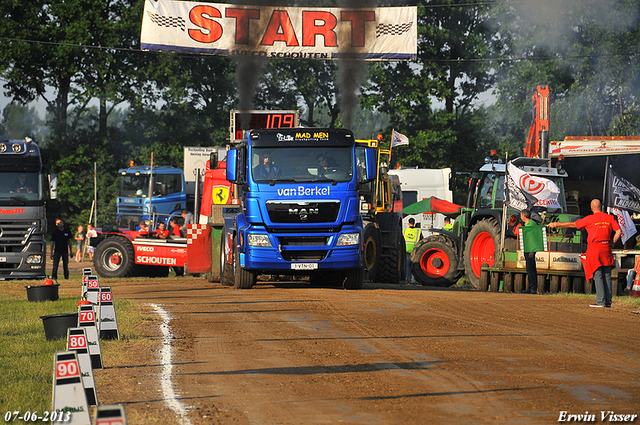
xmin=232 ymin=111 xmax=298 ymax=141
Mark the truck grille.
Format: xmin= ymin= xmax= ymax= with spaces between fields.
xmin=278 ymin=236 xmax=329 ymax=246
xmin=0 ymin=221 xmax=37 ymax=253
xmin=266 ymin=201 xmax=340 ymax=224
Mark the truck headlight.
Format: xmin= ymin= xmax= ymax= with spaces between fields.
xmin=336 ymin=233 xmax=359 ymax=246
xmin=248 ymin=234 xmax=272 ymax=247
xmin=26 ymin=255 xmax=43 ymax=264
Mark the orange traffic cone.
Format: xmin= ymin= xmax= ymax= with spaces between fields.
xmin=631 ymin=275 xmax=640 ymax=298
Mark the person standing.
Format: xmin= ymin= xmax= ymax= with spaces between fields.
xmin=520 ymin=209 xmax=539 ymax=294
xmin=74 ymin=225 xmax=84 ymax=262
xmin=403 ymin=218 xmax=422 ymax=282
xmin=550 ymin=199 xmax=621 ymax=308
xmin=50 ymin=219 xmax=72 ymax=280
xmin=180 ymin=209 xmax=194 ymax=237
xmin=86 ymin=224 xmax=98 ymax=261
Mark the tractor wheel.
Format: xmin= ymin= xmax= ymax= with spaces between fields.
xmin=514 ymin=273 xmax=525 ymax=293
xmin=463 ymin=218 xmax=501 ymax=289
xmin=219 ymin=229 xmax=234 ymax=286
xmin=94 ymin=236 xmax=136 ymax=278
xmin=233 ymin=237 xmax=256 ymax=289
xmin=362 ymin=223 xmax=381 ymax=282
xmin=378 ymin=231 xmax=404 ymax=284
xmin=412 ymin=235 xmax=459 ymax=287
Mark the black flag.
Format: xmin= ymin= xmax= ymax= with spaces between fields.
xmin=606 ymin=166 xmax=640 ymax=214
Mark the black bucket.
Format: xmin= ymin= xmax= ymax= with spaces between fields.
xmin=25 ymin=284 xmax=60 ymax=302
xmin=40 ymin=312 xmax=78 ymax=340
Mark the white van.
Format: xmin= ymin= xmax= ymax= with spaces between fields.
xmin=388 ymin=168 xmax=453 ymax=236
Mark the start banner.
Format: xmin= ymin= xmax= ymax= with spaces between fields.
xmin=141 ymin=1 xmax=417 ymax=61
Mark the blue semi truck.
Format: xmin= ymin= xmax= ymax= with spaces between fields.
xmin=219 ymin=128 xmax=377 ymax=289
xmin=116 ymin=165 xmax=187 ymax=229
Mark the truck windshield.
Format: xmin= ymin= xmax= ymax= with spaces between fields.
xmin=0 ymin=171 xmax=43 ymax=204
xmin=252 ymin=147 xmax=353 ymax=183
xmin=120 ymin=173 xmax=182 ymax=197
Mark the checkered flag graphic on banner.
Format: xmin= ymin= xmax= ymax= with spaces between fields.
xmin=148 ymin=11 xmax=186 ymax=31
xmin=376 ymin=22 xmax=413 ymax=38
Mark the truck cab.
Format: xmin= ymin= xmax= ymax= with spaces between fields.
xmin=222 ymin=128 xmax=377 ymax=289
xmin=0 ymin=136 xmax=52 ymax=279
xmin=117 ymin=165 xmax=186 ymax=229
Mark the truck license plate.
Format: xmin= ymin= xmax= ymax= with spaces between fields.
xmin=0 ymin=257 xmax=6 ymax=262
xmin=291 ymin=263 xmax=318 ymax=270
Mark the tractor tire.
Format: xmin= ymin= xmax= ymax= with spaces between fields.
xmin=378 ymin=231 xmax=404 ymax=284
xmin=343 ymin=267 xmax=364 ymax=290
xmin=219 ymin=229 xmax=234 ymax=286
xmin=94 ymin=236 xmax=136 ymax=278
xmin=233 ymin=237 xmax=256 ymax=289
xmin=411 ymin=235 xmax=460 ymax=287
xmin=463 ymin=218 xmax=501 ymax=289
xmin=362 ymin=223 xmax=381 ymax=282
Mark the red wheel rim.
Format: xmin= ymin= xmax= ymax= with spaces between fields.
xmin=110 ymin=254 xmax=121 ymax=265
xmin=470 ymin=231 xmax=495 ymax=278
xmin=419 ymin=248 xmax=450 ymax=278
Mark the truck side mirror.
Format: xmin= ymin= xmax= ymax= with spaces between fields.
xmin=226 ymin=149 xmax=238 ymax=182
xmin=361 ymin=148 xmax=377 ymax=183
xmin=48 ymin=174 xmax=57 ymax=200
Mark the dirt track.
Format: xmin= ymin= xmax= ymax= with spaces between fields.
xmin=79 ymin=268 xmax=640 ymax=425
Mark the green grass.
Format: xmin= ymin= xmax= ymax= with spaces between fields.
xmin=0 ymin=278 xmax=147 ymax=419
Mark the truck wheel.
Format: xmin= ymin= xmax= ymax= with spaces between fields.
xmin=362 ymin=223 xmax=381 ymax=281
xmin=514 ymin=273 xmax=525 ymax=293
xmin=219 ymin=230 xmax=233 ymax=286
xmin=463 ymin=218 xmax=501 ymax=289
xmin=411 ymin=236 xmax=459 ymax=287
xmin=233 ymin=237 xmax=256 ymax=289
xmin=94 ymin=236 xmax=136 ymax=278
xmin=343 ymin=267 xmax=364 ymax=290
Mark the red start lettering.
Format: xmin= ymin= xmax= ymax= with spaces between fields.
xmin=187 ymin=6 xmax=374 ymax=48
xmin=189 ymin=5 xmax=223 ymax=43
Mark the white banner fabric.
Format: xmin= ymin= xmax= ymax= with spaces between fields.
xmin=507 ymin=163 xmax=562 ymax=209
xmin=141 ymin=1 xmax=417 ymax=61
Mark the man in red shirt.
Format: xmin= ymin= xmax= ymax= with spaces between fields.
xmin=550 ymin=199 xmax=621 ymax=308
xmin=153 ymin=222 xmax=170 ymax=240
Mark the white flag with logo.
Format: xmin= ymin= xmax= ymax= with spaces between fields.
xmin=507 ymin=163 xmax=561 ymax=209
xmin=391 ymin=130 xmax=409 ymax=147
xmin=610 ymin=207 xmax=637 ymax=244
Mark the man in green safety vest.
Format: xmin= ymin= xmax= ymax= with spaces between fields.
xmin=404 ymin=218 xmax=422 ymax=282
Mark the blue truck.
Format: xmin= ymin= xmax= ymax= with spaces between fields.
xmin=219 ymin=128 xmax=377 ymax=289
xmin=116 ymin=165 xmax=187 ymax=229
